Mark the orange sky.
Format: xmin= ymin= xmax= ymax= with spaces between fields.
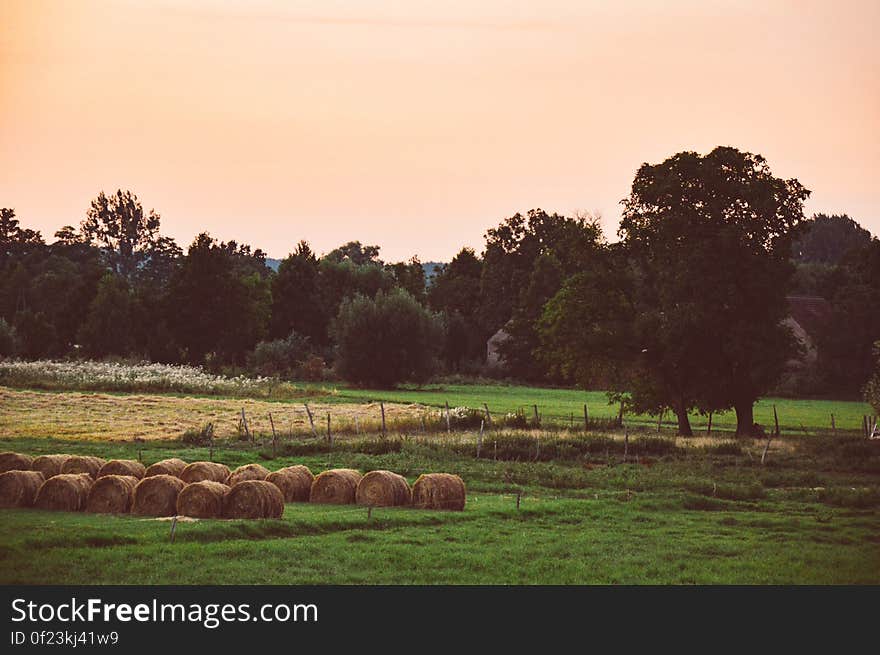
xmin=1 ymin=0 xmax=878 ymax=261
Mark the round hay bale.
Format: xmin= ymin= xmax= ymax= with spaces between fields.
xmin=61 ymin=455 xmax=106 ymax=479
xmin=176 ymin=480 xmax=230 ymax=519
xmin=412 ymin=473 xmax=466 ymax=511
xmin=356 ymin=470 xmax=412 ymax=507
xmin=226 ymin=463 xmax=270 ymax=486
xmin=98 ymin=459 xmax=146 ymax=480
xmin=180 ymin=461 xmax=231 ymax=484
xmin=0 ymin=470 xmax=45 ymax=508
xmin=132 ymin=474 xmax=185 ymax=516
xmin=266 ymin=465 xmax=314 ymax=503
xmin=86 ymin=475 xmax=139 ymax=514
xmin=34 ymin=473 xmax=93 ymax=512
xmin=144 ymin=458 xmax=187 ymax=478
xmin=0 ymin=452 xmax=34 ymax=473
xmin=32 ymin=454 xmax=71 ymax=479
xmin=223 ymin=480 xmax=284 ymax=519
xmin=309 ymin=468 xmax=362 ymax=505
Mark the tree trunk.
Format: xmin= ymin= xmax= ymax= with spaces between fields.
xmin=675 ymin=408 xmax=693 ymax=436
xmin=735 ymin=401 xmax=755 ymax=437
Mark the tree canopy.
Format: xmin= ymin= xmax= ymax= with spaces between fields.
xmin=2 ymin=159 xmax=875 ymax=399
xmin=542 ymin=147 xmax=810 ymax=434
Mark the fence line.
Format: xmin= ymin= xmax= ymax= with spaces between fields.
xmin=216 ymin=399 xmax=874 ymax=444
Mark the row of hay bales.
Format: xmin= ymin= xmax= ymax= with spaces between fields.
xmin=0 ymin=452 xmax=466 ymax=518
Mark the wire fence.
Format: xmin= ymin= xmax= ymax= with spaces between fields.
xmin=212 ymin=399 xmax=876 ymax=446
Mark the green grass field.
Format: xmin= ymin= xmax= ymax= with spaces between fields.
xmin=316 ymin=382 xmax=873 ymax=434
xmin=1 ymin=431 xmax=878 ymax=584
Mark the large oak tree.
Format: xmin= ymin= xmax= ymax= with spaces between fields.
xmin=542 ymin=147 xmax=809 ymax=435
xmin=622 ymin=147 xmax=809 ymax=435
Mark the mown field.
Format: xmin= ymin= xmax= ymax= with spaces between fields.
xmin=1 ymin=427 xmax=878 ymax=584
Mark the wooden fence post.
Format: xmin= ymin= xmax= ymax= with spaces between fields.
xmin=830 ymin=414 xmax=835 ymax=434
xmin=483 ymin=403 xmax=492 ymax=426
xmin=584 ymin=404 xmax=589 ymax=432
xmin=380 ymin=402 xmax=387 ymax=438
xmin=617 ymin=402 xmax=624 ymax=427
xmin=304 ymin=404 xmax=317 ymax=438
xmin=773 ymin=404 xmax=780 ymax=437
xmin=269 ymin=412 xmax=277 ymax=456
xmin=477 ymin=420 xmax=484 ymax=458
xmin=240 ymin=408 xmax=251 ymax=441
xmin=533 ymin=405 xmax=540 ymax=427
xmin=707 ymin=412 xmax=713 ymax=435
xmin=445 ymin=401 xmax=451 ymax=433
xmin=623 ymin=429 xmax=629 ymax=462
xmin=761 ymin=431 xmax=773 ymax=465
xmin=327 ymin=413 xmax=333 ymax=468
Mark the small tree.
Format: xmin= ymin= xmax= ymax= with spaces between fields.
xmin=429 ymin=248 xmax=484 ymax=365
xmin=80 ymin=190 xmax=180 ymax=284
xmin=1 ymin=208 xmax=43 ymax=264
xmin=269 ymin=241 xmax=326 ymax=343
xmin=332 ymin=288 xmax=443 ymax=387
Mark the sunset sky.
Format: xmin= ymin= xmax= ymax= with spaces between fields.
xmin=1 ymin=0 xmax=878 ymax=262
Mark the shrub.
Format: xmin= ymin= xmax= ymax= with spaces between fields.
xmin=181 ymin=423 xmax=214 ymax=446
xmin=300 ymin=354 xmax=326 ymax=382
xmin=332 ymin=288 xmax=444 ymax=387
xmin=501 ymin=410 xmax=529 ymax=429
xmin=864 ymin=341 xmax=880 ymax=415
xmin=442 ymin=406 xmax=485 ymax=429
xmin=248 ymin=332 xmax=312 ymax=378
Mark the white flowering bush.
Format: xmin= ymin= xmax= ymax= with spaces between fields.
xmin=438 ymin=406 xmax=484 ymax=429
xmin=501 ymin=410 xmax=529 ymax=429
xmin=0 ymin=359 xmax=302 ymax=398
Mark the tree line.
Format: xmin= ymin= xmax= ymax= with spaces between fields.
xmin=1 ymin=147 xmax=878 ymax=434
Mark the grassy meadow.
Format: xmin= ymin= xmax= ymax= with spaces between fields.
xmin=0 ymin=382 xmax=873 ymax=443
xmin=321 ymin=382 xmax=874 ymax=433
xmin=1 ymin=428 xmax=878 ymax=584
xmin=1 ymin=365 xmax=877 ymax=585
